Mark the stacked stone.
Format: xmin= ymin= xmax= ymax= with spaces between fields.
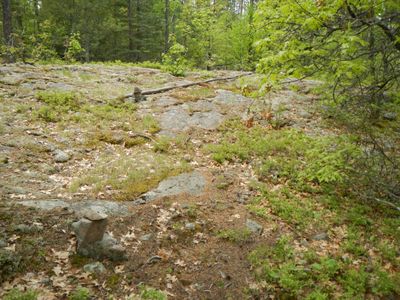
xmin=72 ymin=210 xmax=127 ymax=261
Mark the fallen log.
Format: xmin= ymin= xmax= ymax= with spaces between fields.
xmin=121 ymin=72 xmax=253 ymax=101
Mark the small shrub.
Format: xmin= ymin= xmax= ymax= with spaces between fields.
xmin=3 ymin=289 xmax=38 ymax=300
xmin=68 ymin=287 xmax=91 ymax=300
xmin=29 ymin=20 xmax=58 ymax=61
xmin=153 ymin=136 xmax=172 ymax=153
xmin=139 ymin=285 xmax=167 ymax=300
xmin=35 ymin=106 xmax=58 ymax=122
xmin=36 ymin=91 xmax=80 ymax=111
xmin=217 ymin=228 xmax=252 ymax=244
xmin=371 ymin=268 xmax=400 ymax=297
xmin=339 ymin=268 xmax=368 ymax=299
xmin=35 ymin=91 xmax=81 ymax=122
xmin=64 ymin=33 xmax=84 ymax=62
xmin=142 ymin=115 xmax=161 ymax=134
xmin=162 ymin=36 xmax=188 ymax=77
xmin=0 ymin=250 xmax=21 ymax=283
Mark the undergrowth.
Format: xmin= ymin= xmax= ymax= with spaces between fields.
xmin=207 ymin=119 xmax=400 ymax=298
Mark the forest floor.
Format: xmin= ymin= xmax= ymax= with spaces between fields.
xmin=0 ymin=64 xmax=399 ymax=300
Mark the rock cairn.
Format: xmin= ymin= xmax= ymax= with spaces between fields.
xmin=72 ymin=210 xmax=127 ymax=261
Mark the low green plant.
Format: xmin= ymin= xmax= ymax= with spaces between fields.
xmin=217 ymin=228 xmax=252 ymax=244
xmin=35 ymin=106 xmax=58 ymax=122
xmin=68 ymin=287 xmax=91 ymax=300
xmin=142 ymin=115 xmax=161 ymax=134
xmin=339 ymin=268 xmax=368 ymax=299
xmin=207 ymin=122 xmax=361 ymax=191
xmin=15 ymin=104 xmax=32 ymax=114
xmin=34 ymin=91 xmax=82 ymax=122
xmin=170 ymin=86 xmax=215 ymax=102
xmin=3 ymin=289 xmax=38 ymax=300
xmin=371 ymin=268 xmax=400 ymax=297
xmin=248 ymin=237 xmax=354 ymax=298
xmin=153 ymin=136 xmax=172 ymax=153
xmin=36 ymin=91 xmax=80 ymax=111
xmin=70 ymin=151 xmax=190 ymax=200
xmin=0 ymin=250 xmax=21 ymax=283
xmin=138 ymin=285 xmax=167 ymax=300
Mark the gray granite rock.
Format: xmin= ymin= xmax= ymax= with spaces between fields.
xmin=17 ymin=200 xmax=132 ymax=217
xmin=83 ymin=262 xmax=106 ymax=274
xmin=139 ymin=234 xmax=153 ymax=241
xmin=17 ymin=199 xmax=69 ymax=210
xmin=213 ymin=89 xmax=251 ymax=106
xmin=246 ymin=219 xmax=263 ymax=235
xmin=160 ymin=107 xmax=191 ymax=132
xmin=46 ymin=82 xmax=74 ymax=91
xmin=190 ymin=111 xmax=224 ymax=130
xmin=185 ymin=223 xmax=196 ymax=231
xmin=135 ymin=171 xmax=206 ymax=204
xmin=54 ymin=150 xmax=70 ymax=163
xmin=383 ymin=112 xmax=397 ymax=121
xmin=0 ymin=239 xmax=7 ymax=248
xmin=14 ymin=224 xmax=43 ymax=233
xmin=153 ymin=96 xmax=180 ymax=107
xmin=312 ymin=232 xmax=329 ymax=241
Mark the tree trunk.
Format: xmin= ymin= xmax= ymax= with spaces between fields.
xmin=164 ymin=0 xmax=170 ymax=53
xmin=2 ymin=0 xmax=12 ymax=46
xmin=33 ymin=0 xmax=40 ymax=33
xmin=128 ymin=0 xmax=134 ymax=60
xmin=135 ymin=0 xmax=140 ymax=61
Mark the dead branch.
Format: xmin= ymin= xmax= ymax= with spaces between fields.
xmin=121 ymin=72 xmax=253 ymax=100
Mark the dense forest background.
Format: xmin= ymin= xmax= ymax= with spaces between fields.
xmin=0 ymin=0 xmax=258 ymax=69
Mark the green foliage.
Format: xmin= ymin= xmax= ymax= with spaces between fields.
xmin=153 ymin=136 xmax=172 ymax=153
xmin=339 ymin=268 xmax=368 ymax=299
xmin=217 ymin=228 xmax=252 ymax=244
xmin=0 ymin=0 xmax=257 ymax=69
xmin=35 ymin=106 xmax=58 ymax=122
xmin=64 ymin=33 xmax=84 ymax=62
xmin=207 ymin=122 xmax=360 ymax=188
xmin=29 ymin=20 xmax=58 ymax=61
xmin=68 ymin=287 xmax=91 ymax=300
xmin=36 ymin=91 xmax=80 ymax=111
xmin=162 ymin=36 xmax=188 ymax=76
xmin=371 ymin=268 xmax=400 ymax=297
xmin=138 ymin=285 xmax=167 ymax=300
xmin=142 ymin=115 xmax=161 ymax=134
xmin=248 ymin=235 xmax=397 ymax=298
xmin=254 ymin=0 xmax=400 ymax=205
xmin=3 ymin=289 xmax=38 ymax=300
xmin=299 ymin=136 xmax=361 ymax=184
xmin=0 ymin=250 xmax=21 ymax=283
xmin=34 ymin=91 xmax=81 ymax=122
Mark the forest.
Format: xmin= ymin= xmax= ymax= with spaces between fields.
xmin=0 ymin=0 xmax=399 ymax=299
